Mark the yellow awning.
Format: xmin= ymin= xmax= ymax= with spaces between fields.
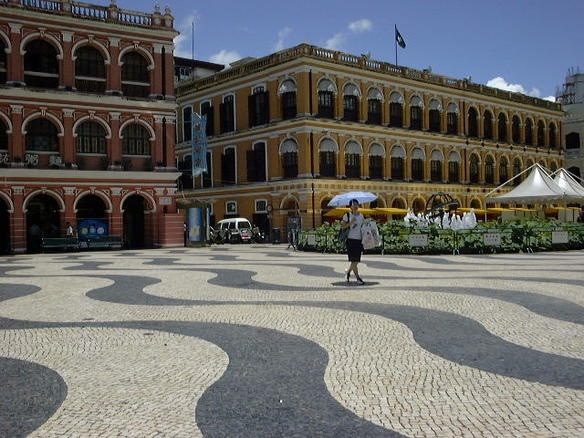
xmin=323 ymin=207 xmax=376 ymax=217
xmin=372 ymin=207 xmax=408 ymax=215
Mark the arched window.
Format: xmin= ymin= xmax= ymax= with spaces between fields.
xmin=511 ymin=115 xmax=520 ymax=144
xmin=499 ymin=156 xmax=509 ymax=183
xmin=367 ymin=88 xmax=382 ymax=125
xmin=75 ymin=45 xmax=106 ymax=93
xmin=411 ymin=147 xmax=424 ymax=181
xmin=344 ymin=140 xmax=362 ymax=178
xmin=343 ymin=83 xmax=360 ymax=122
xmin=0 ymin=38 xmax=6 ymax=84
xmin=247 ymin=141 xmax=266 ymax=182
xmin=76 ymin=121 xmax=106 ymax=154
xmin=537 ymin=120 xmax=545 ymax=147
xmin=446 ymin=102 xmax=458 ymax=134
xmin=279 ymin=79 xmax=297 ymax=120
xmin=0 ymin=119 xmax=8 ymax=150
xmin=469 ymin=154 xmax=480 ymax=183
xmin=430 ymin=149 xmax=443 ymax=182
xmin=389 ymin=91 xmax=404 ymax=127
xmin=497 ymin=112 xmax=507 ymax=142
xmin=368 ymin=143 xmax=384 ymax=179
xmin=319 ymin=138 xmax=337 ymax=177
xmin=512 ymin=158 xmax=522 ymax=186
xmin=410 ymin=96 xmax=423 ymax=130
xmin=121 ymin=51 xmax=150 ymax=98
xmin=525 ymin=118 xmax=533 ymax=145
xmin=201 ymin=101 xmax=214 ymax=136
xmin=249 ymin=85 xmax=269 ymax=127
xmin=485 ymin=155 xmax=495 ymax=184
xmin=483 ymin=111 xmax=493 ymax=140
xmin=122 ymin=123 xmax=150 ymax=155
xmin=221 ymin=146 xmax=236 ymax=185
xmin=448 ymin=151 xmax=460 ymax=183
xmin=317 ymin=79 xmax=335 ymax=119
xmin=24 ymin=40 xmax=59 ymax=88
xmin=428 ymin=99 xmax=441 ymax=132
xmin=220 ymin=94 xmax=235 ymax=133
xmin=390 ymin=145 xmax=405 ymax=180
xmin=548 ymin=123 xmax=557 ymax=148
xmin=26 ymin=118 xmax=58 ymax=152
xmin=467 ymin=107 xmax=478 ymax=138
xmin=280 ymin=139 xmax=298 ymax=178
xmin=182 ymin=106 xmax=192 ymax=142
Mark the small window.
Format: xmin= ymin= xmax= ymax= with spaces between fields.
xmin=226 ymin=201 xmax=237 ymax=214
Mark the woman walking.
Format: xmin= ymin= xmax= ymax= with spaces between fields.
xmin=341 ymin=199 xmax=365 ymax=285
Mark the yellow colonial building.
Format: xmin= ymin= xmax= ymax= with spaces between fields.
xmin=175 ymin=44 xmax=564 ymax=236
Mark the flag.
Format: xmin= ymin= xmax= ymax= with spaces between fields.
xmin=395 ymin=26 xmax=406 ymax=49
xmin=191 ymin=113 xmax=208 ymax=177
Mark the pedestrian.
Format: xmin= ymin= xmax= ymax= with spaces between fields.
xmin=341 ymin=198 xmax=365 ymax=285
xmin=66 ymin=222 xmax=74 ymax=238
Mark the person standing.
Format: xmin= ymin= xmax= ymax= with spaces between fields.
xmin=341 ymin=199 xmax=365 ymax=285
xmin=66 ymin=222 xmax=75 ymax=238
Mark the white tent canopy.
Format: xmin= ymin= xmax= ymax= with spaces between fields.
xmin=552 ymin=168 xmax=584 ymax=197
xmin=486 ymin=163 xmax=584 ymax=204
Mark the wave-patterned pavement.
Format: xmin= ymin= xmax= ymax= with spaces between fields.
xmin=0 ymin=247 xmax=583 ymax=437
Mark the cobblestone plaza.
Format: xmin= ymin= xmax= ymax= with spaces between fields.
xmin=1 ymin=246 xmax=583 ymax=437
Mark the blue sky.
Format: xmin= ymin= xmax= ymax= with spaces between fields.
xmin=111 ymin=0 xmax=582 ymax=101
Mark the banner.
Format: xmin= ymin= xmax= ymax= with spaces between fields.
xmin=191 ymin=113 xmax=208 ymax=177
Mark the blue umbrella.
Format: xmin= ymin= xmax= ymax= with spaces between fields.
xmin=327 ymin=191 xmax=378 ymax=207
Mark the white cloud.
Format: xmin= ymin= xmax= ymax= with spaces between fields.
xmin=486 ymin=76 xmax=550 ymax=100
xmin=209 ymin=49 xmax=242 ymax=66
xmin=348 ymin=19 xmax=373 ymax=33
xmin=274 ymin=27 xmax=292 ymax=52
xmin=173 ymin=13 xmax=197 ymax=58
xmin=324 ymin=33 xmax=345 ymax=50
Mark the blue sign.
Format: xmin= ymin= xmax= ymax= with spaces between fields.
xmin=78 ymin=219 xmax=109 ymax=238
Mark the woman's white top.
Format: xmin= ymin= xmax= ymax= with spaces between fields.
xmin=344 ymin=212 xmax=364 ymax=240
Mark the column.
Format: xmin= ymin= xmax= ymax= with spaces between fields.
xmin=150 ymin=43 xmax=163 ymax=97
xmin=60 ymin=31 xmax=74 ymax=89
xmin=11 ymin=186 xmax=26 ymax=253
xmin=10 ymin=105 xmax=24 ymax=162
xmin=107 ymin=37 xmax=121 ymax=94
xmin=7 ymin=23 xmax=24 ymax=85
xmin=109 ymin=112 xmax=121 ymax=166
xmin=162 ymin=44 xmax=174 ymax=98
xmin=152 ymin=115 xmax=164 ymax=165
xmin=62 ymin=108 xmax=75 ymax=164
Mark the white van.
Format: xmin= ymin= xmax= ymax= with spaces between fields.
xmin=215 ymin=217 xmax=253 ymax=243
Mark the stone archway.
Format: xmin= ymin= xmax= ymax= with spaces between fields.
xmin=123 ymin=194 xmax=146 ymax=249
xmin=0 ymin=197 xmax=10 ymax=254
xmin=26 ymin=193 xmax=61 ymax=252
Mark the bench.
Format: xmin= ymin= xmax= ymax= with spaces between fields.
xmin=80 ymin=235 xmax=123 ymax=250
xmin=41 ymin=237 xmax=79 ymax=252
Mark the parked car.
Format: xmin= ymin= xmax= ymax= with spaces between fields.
xmin=215 ymin=217 xmax=253 ymax=244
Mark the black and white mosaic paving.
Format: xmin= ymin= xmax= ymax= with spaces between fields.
xmin=1 ymin=247 xmax=583 ymax=437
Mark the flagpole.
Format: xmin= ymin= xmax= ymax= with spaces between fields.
xmin=394 ymin=24 xmax=398 ymax=65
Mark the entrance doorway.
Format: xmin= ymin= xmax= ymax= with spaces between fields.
xmin=26 ymin=194 xmax=61 ymax=252
xmin=123 ymin=194 xmax=146 ymax=249
xmin=0 ymin=198 xmax=9 ymax=254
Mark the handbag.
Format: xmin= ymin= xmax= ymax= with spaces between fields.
xmin=361 ymin=221 xmax=381 ymax=250
xmin=338 ymin=213 xmax=350 ymax=244
xmin=338 ymin=227 xmax=349 ymax=244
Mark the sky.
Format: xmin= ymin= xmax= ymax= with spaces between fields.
xmin=108 ymin=0 xmax=582 ymax=101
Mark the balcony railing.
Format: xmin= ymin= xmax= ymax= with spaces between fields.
xmin=1 ymin=0 xmax=174 ymax=29
xmin=180 ymin=43 xmax=561 ymax=112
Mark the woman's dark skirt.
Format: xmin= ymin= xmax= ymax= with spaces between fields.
xmin=346 ymin=238 xmax=363 ymax=262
